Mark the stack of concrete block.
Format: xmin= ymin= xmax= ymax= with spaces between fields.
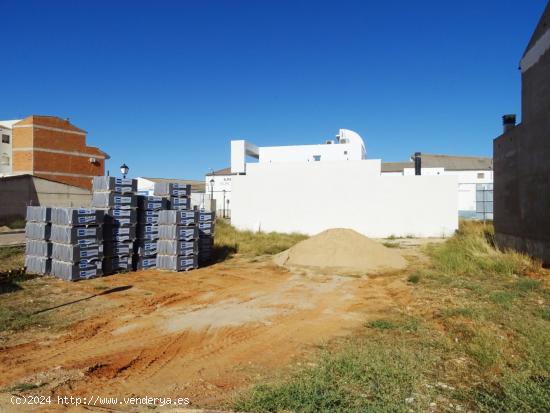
xmin=154 ymin=182 xmax=192 ymax=210
xmin=156 ymin=188 xmax=199 ymax=271
xmin=198 ymin=210 xmax=215 ymax=264
xmin=135 ymin=195 xmax=169 ymax=270
xmin=24 ymin=206 xmax=52 ymax=275
xmin=92 ymin=177 xmax=137 ymax=275
xmin=50 ymin=208 xmax=104 ymax=281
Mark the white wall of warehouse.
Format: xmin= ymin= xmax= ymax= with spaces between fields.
xmin=232 ymin=161 xmax=458 ymax=238
xmin=397 ymin=168 xmax=493 ymax=216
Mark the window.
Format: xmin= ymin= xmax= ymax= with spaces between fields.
xmin=313 ymin=155 xmax=321 ymax=161
xmin=477 ymin=172 xmax=485 ymax=179
xmin=1 ymin=134 xmax=9 ymax=144
xmin=0 ymin=154 xmax=9 ymax=166
xmin=344 ymin=151 xmax=348 ymax=155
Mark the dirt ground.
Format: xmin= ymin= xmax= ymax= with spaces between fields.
xmin=0 ymin=248 xmax=419 ymax=412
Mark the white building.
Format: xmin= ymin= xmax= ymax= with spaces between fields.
xmin=205 ymin=168 xmax=234 ymax=218
xmin=228 ymin=129 xmax=459 ymax=238
xmin=136 ymin=176 xmax=207 ymax=209
xmin=0 ymin=120 xmax=22 ymax=176
xmin=381 ymin=154 xmax=493 ymax=220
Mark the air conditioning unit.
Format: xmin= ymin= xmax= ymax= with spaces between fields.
xmin=89 ymin=157 xmax=97 ymax=164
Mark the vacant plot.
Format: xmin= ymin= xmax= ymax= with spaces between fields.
xmin=0 ymin=221 xmax=548 ymax=412
xmin=234 ymin=222 xmax=550 ymax=412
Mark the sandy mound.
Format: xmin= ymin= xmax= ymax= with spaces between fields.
xmin=274 ymin=228 xmax=407 ymax=275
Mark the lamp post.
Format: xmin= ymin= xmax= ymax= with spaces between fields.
xmin=222 ymin=189 xmax=226 ymax=218
xmin=209 ymin=178 xmax=215 ymax=213
xmin=120 ymin=163 xmax=129 ymax=179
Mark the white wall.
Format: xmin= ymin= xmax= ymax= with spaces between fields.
xmin=205 ymin=174 xmax=232 ymax=217
xmin=384 ymin=167 xmax=493 ymax=216
xmin=137 ymin=177 xmax=155 ymax=195
xmin=259 ymin=142 xmax=363 ymax=164
xmin=232 ymin=161 xmax=458 ymax=238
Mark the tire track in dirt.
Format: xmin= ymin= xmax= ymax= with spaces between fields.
xmin=0 ymin=259 xmax=413 ymax=407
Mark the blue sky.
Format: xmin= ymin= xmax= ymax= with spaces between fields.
xmin=1 ymin=0 xmax=547 ymax=179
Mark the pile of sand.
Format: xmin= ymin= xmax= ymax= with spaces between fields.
xmin=274 ymin=228 xmax=407 ymax=275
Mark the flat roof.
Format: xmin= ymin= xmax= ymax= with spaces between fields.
xmin=382 ymin=153 xmax=493 ymax=172
xmin=140 ymin=177 xmax=205 ymax=192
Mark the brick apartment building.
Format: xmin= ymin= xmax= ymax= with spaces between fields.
xmin=494 ymin=2 xmax=550 ymax=265
xmin=1 ymin=115 xmax=108 ymax=189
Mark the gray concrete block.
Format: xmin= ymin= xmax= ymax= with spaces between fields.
xmin=25 ymin=222 xmax=51 ymax=240
xmin=157 ymin=254 xmax=198 ymax=271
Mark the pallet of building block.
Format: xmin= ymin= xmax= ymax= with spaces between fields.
xmin=138 ymin=209 xmax=161 ymax=220
xmin=198 ymin=225 xmax=214 ymax=237
xmin=157 ymin=254 xmax=198 ymax=271
xmin=105 ymin=208 xmax=137 ymax=219
xmin=102 ymin=255 xmax=133 ymax=275
xmin=137 ymin=195 xmax=169 ymax=211
xmin=103 ymin=241 xmax=134 ymax=257
xmin=198 ymin=238 xmax=214 ymax=262
xmin=25 ymin=239 xmax=52 ymax=257
xmin=103 ymin=208 xmax=137 ymax=226
xmin=26 ymin=206 xmax=52 ymax=223
xmin=157 ymin=239 xmax=198 ymax=256
xmin=158 ymin=225 xmax=199 ymax=241
xmin=134 ymin=256 xmax=157 ymax=270
xmin=92 ymin=176 xmax=137 ymax=193
xmin=153 ymin=182 xmax=191 ymax=197
xmin=198 ymin=211 xmax=215 ymax=222
xmin=25 ymin=222 xmax=51 ymax=240
xmin=198 ymin=221 xmax=214 ymax=230
xmin=136 ymin=224 xmax=160 ymax=239
xmin=51 ymin=208 xmax=104 ymax=226
xmin=158 ymin=209 xmax=197 ymax=225
xmin=50 ymin=225 xmax=102 ymax=244
xmin=138 ymin=212 xmax=160 ymax=225
xmin=52 ymin=242 xmax=102 ymax=262
xmin=25 ymin=255 xmax=51 ymax=275
xmin=135 ymin=240 xmax=158 ymax=257
xmin=103 ymin=225 xmax=136 ymax=242
xmin=169 ymin=197 xmax=191 ymax=210
xmin=198 ymin=236 xmax=214 ymax=251
xmin=51 ymin=259 xmax=102 ymax=281
xmin=139 ymin=232 xmax=160 ymax=242
xmin=91 ymin=192 xmax=137 ymax=209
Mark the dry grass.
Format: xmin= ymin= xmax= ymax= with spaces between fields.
xmin=233 ymin=221 xmax=550 ymax=412
xmin=214 ymin=219 xmax=307 ymax=258
xmin=0 ymin=245 xmax=25 ymax=273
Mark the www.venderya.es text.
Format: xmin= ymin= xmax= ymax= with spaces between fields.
xmin=10 ymin=395 xmax=191 ymax=407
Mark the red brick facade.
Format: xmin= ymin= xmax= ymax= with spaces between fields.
xmin=11 ymin=116 xmax=107 ymax=189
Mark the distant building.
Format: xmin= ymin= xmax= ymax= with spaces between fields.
xmin=381 ymin=153 xmax=493 ymax=220
xmin=0 ymin=115 xmax=108 ymax=189
xmin=137 ymin=177 xmax=206 ymax=209
xmin=230 ymin=129 xmax=366 ymax=175
xmin=494 ymin=2 xmax=550 ymax=264
xmin=205 ymin=167 xmax=235 ymax=218
xmin=228 ymin=129 xmax=458 ymax=238
xmin=0 ymin=120 xmax=20 ymax=176
xmin=0 ymin=174 xmax=91 ymax=220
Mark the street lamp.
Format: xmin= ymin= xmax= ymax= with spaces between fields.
xmin=120 ymin=163 xmax=129 ymax=179
xmin=222 ymin=189 xmax=226 ymax=218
